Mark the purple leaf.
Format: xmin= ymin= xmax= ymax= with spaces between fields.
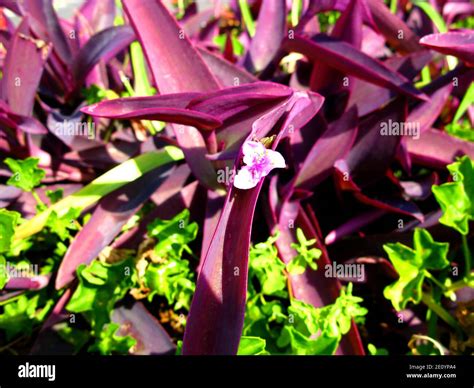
xmin=112 ymin=302 xmax=176 ymax=355
xmin=291 ymin=107 xmax=358 ymax=191
xmin=420 ymin=31 xmax=474 ymax=65
xmin=406 ymin=128 xmax=474 ymax=168
xmin=19 ymin=0 xmax=73 ymax=66
xmin=72 ymin=26 xmax=136 ymax=88
xmin=345 ymin=98 xmax=407 ymax=187
xmin=1 ymin=18 xmax=51 ymax=116
xmin=198 ymin=47 xmax=258 ymax=87
xmin=82 ymin=92 xmax=222 ymax=130
xmin=366 ymin=0 xmax=422 ymax=53
xmin=243 ymin=0 xmax=286 ymax=73
xmin=123 ymin=0 xmax=221 ymax=189
xmin=183 ymin=91 xmax=323 ymax=354
xmin=283 ymin=34 xmax=428 ymax=101
xmin=348 ymin=50 xmax=433 ymax=116
xmin=309 ymin=0 xmax=363 ymax=93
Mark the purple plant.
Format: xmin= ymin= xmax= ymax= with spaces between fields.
xmin=0 ymin=0 xmax=473 ymax=357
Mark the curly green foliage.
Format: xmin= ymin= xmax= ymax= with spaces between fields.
xmin=286 ymin=228 xmax=321 ymax=275
xmin=67 ymin=258 xmax=137 ymax=333
xmin=5 ymin=157 xmax=45 ymax=192
xmin=243 ymin=235 xmax=367 ymax=355
xmin=142 ymin=209 xmax=198 ymax=310
xmin=383 ymin=228 xmax=450 ymax=311
xmin=432 ymin=156 xmax=474 ymax=235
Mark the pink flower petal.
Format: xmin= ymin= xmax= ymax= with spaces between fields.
xmin=243 ymin=140 xmax=265 ymax=166
xmin=266 ymin=149 xmax=286 ymax=169
xmin=233 ymin=167 xmax=259 ymax=189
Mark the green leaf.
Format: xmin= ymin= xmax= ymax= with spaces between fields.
xmin=88 ymin=323 xmax=136 ymax=355
xmin=432 ymin=156 xmax=474 ymax=235
xmin=0 ymin=209 xmax=20 ymax=253
xmin=368 ymin=343 xmax=389 ymax=355
xmin=145 ymin=259 xmax=195 ymax=311
xmin=67 ymin=259 xmax=136 ymax=333
xmin=238 ymin=0 xmax=256 ymax=37
xmin=45 ymin=188 xmax=64 ymax=204
xmin=138 ymin=210 xmax=198 ymax=310
xmin=5 ymin=157 xmax=45 ymax=192
xmin=249 ymin=233 xmax=287 ymax=297
xmin=0 ymin=295 xmax=40 ymax=340
xmin=287 ymin=228 xmax=321 ymax=275
xmin=147 ymin=209 xmax=198 ymax=261
xmin=0 ymin=256 xmax=8 ymax=289
xmin=317 ymin=283 xmax=367 ymax=338
xmin=46 ymin=208 xmax=81 ymax=240
xmin=453 ymin=82 xmax=474 ymax=123
xmin=237 ymin=336 xmax=267 ymax=355
xmin=383 ymin=228 xmax=450 ymax=310
xmin=277 ymin=325 xmax=339 ymax=355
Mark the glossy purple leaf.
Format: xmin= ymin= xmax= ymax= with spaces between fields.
xmin=420 ymin=31 xmax=474 ymax=65
xmin=345 ymin=98 xmax=407 ymax=186
xmin=243 ymin=0 xmax=286 ymax=73
xmin=112 ymin=302 xmax=175 ymax=355
xmin=408 ymin=83 xmax=453 ymax=132
xmin=198 ymin=47 xmax=258 ymax=87
xmin=1 ymin=18 xmax=51 ymax=116
xmin=366 ymin=0 xmax=422 ymax=53
xmin=72 ymin=26 xmax=135 ymax=87
xmin=19 ymin=0 xmax=73 ymax=66
xmin=309 ymin=0 xmax=363 ymax=93
xmin=123 ymin=0 xmax=220 ymax=94
xmin=291 ymin=106 xmax=358 ymax=191
xmin=406 ymin=128 xmax=474 ymax=168
xmin=123 ymin=0 xmax=221 ymax=189
xmin=348 ymin=50 xmax=433 ymax=116
xmin=283 ymin=34 xmax=428 ymax=101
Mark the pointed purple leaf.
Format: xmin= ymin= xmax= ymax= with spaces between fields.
xmin=72 ymin=26 xmax=136 ymax=87
xmin=283 ymin=34 xmax=428 ymax=101
xmin=420 ymin=31 xmax=474 ymax=65
xmin=1 ymin=18 xmax=51 ymax=116
xmin=112 ymin=302 xmax=176 ymax=355
xmin=243 ymin=0 xmax=286 ymax=72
